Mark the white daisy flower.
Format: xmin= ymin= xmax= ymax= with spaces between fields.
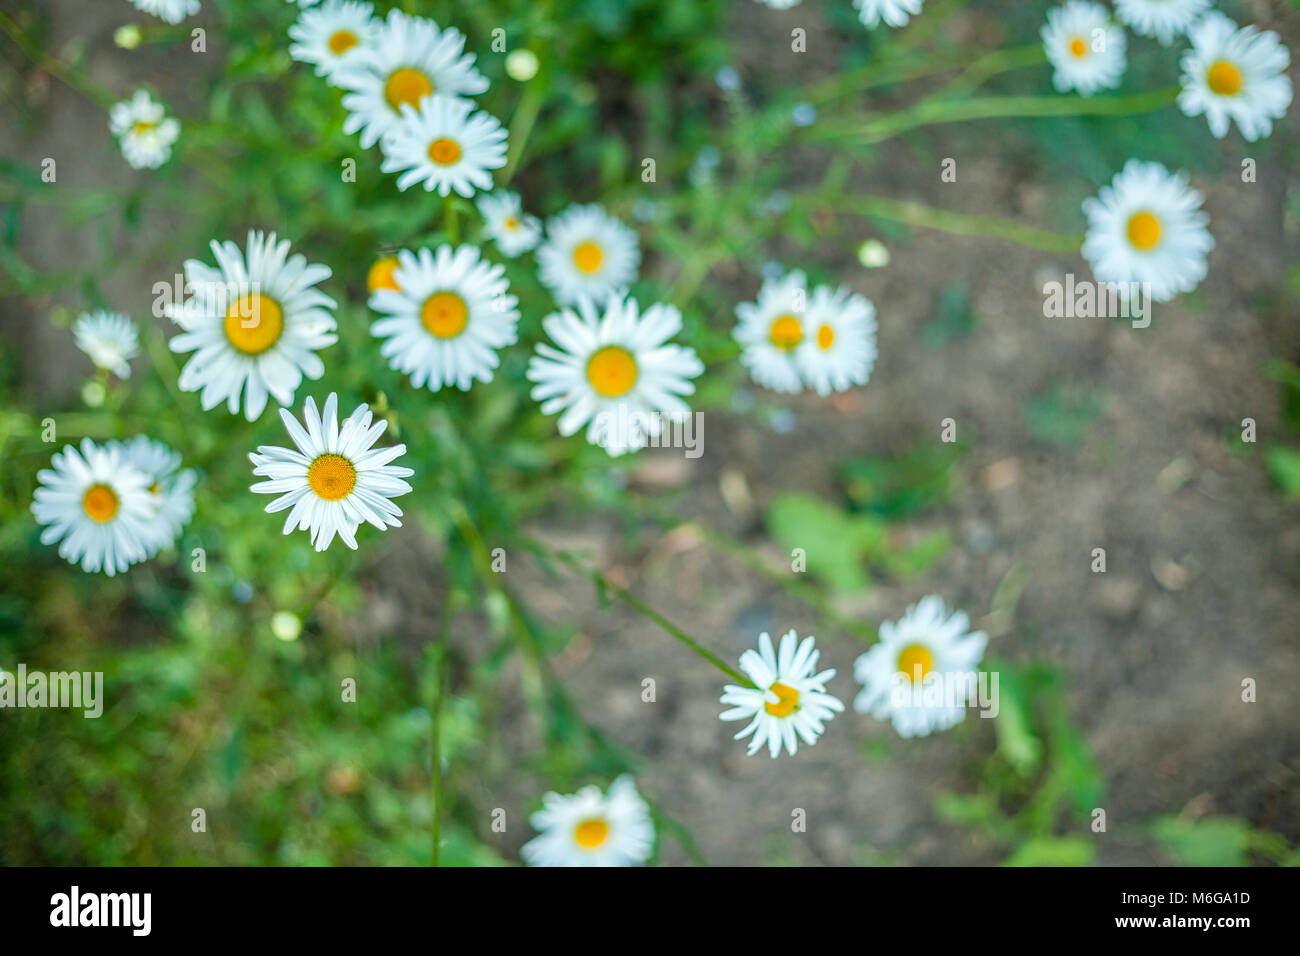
xmin=288 ymin=0 xmax=376 ymax=80
xmin=1113 ymin=0 xmax=1209 ymax=46
xmin=32 ymin=439 xmax=160 ymax=576
xmin=128 ymin=0 xmax=199 ymax=24
xmin=73 ymin=310 xmax=139 ymax=378
xmin=755 ymin=0 xmax=802 ymax=8
xmin=378 ymin=94 xmax=507 ymax=197
xmin=334 ymin=9 xmax=488 ymax=149
xmin=1178 ymin=13 xmax=1292 ymax=142
xmin=521 ymin=775 xmax=654 ymax=868
xmin=536 ymin=204 xmax=640 ymax=307
xmin=113 ymin=435 xmax=197 ymax=556
xmin=476 ymin=191 xmax=542 ymax=257
xmin=108 ymin=90 xmax=180 ymax=170
xmin=720 ymin=630 xmax=845 ymax=759
xmin=733 ymin=270 xmax=808 ymax=394
xmin=1041 ymin=1 xmax=1126 ymax=96
xmin=853 ymin=0 xmax=924 ymax=29
xmin=1081 ymin=159 xmax=1214 ymax=303
xmin=366 ymin=254 xmax=403 ymax=293
xmin=526 ymin=293 xmax=703 ymax=457
xmin=250 ymin=393 xmax=413 ymax=552
xmin=165 ymin=230 xmax=338 ymax=421
xmin=369 ymin=245 xmax=518 ymax=392
xmin=794 ymin=284 xmax=878 ymax=396
xmin=853 ymin=595 xmax=988 ymax=738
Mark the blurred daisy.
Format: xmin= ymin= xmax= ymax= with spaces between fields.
xmin=526 ymin=293 xmax=703 ymax=457
xmin=32 ymin=439 xmax=159 ymax=576
xmin=1178 ymin=13 xmax=1292 ymax=141
xmin=288 ymin=0 xmax=376 ymax=80
xmin=109 ymin=90 xmax=180 ymax=170
xmin=73 ymin=310 xmax=139 ymax=378
xmin=366 ymin=254 xmax=402 ymax=293
xmin=1041 ymin=1 xmax=1126 ymax=96
xmin=794 ymin=285 xmax=877 ymax=396
xmin=1082 ymin=159 xmax=1213 ymax=303
xmin=114 ymin=436 xmax=197 ymax=555
xmin=477 ymin=191 xmax=542 ymax=257
xmin=733 ymin=270 xmax=808 ymax=394
xmin=755 ymin=0 xmax=802 ymax=8
xmin=536 ymin=204 xmax=640 ymax=307
xmin=1113 ymin=0 xmax=1208 ymax=46
xmin=334 ymin=9 xmax=488 ymax=149
xmin=720 ymin=630 xmax=844 ymax=758
xmin=250 ymin=393 xmax=413 ymax=552
xmin=369 ymin=245 xmax=519 ymax=391
xmin=379 ymin=94 xmax=506 ymax=196
xmin=128 ymin=0 xmax=199 ymax=23
xmin=521 ymin=775 xmax=654 ymax=868
xmin=166 ymin=230 xmax=338 ymax=420
xmin=853 ymin=595 xmax=988 ymax=738
xmin=853 ymin=0 xmax=923 ymax=29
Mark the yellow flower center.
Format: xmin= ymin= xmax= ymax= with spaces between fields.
xmin=896 ymin=644 xmax=934 ymax=682
xmin=306 ymin=453 xmax=357 ymax=501
xmin=367 ymin=256 xmax=401 ymax=293
xmin=384 ymin=67 xmax=433 ymax=112
xmin=1206 ymin=60 xmax=1242 ymax=96
xmin=82 ymin=483 xmax=119 ymax=522
xmin=504 ymin=216 xmax=519 ymax=230
xmin=585 ymin=346 xmax=638 ymax=397
xmin=427 ymin=137 xmax=462 ymax=166
xmin=764 ymin=681 xmax=799 ymax=718
xmin=816 ymin=324 xmax=835 ymax=350
xmin=574 ymin=818 xmax=609 ymax=849
xmin=768 ymin=315 xmax=803 ymax=350
xmin=572 ymin=241 xmax=604 ymax=274
xmin=131 ymin=120 xmax=156 ymax=135
xmin=223 ymin=293 xmax=284 ymax=355
xmin=328 ymin=30 xmax=359 ymax=55
xmin=1126 ymin=211 xmax=1162 ymax=251
xmin=1068 ymin=37 xmax=1088 ymax=58
xmin=420 ymin=291 xmax=468 ymax=338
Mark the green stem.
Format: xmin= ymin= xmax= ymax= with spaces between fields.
xmin=501 ymin=86 xmax=543 ymax=186
xmin=0 ymin=10 xmax=116 ymax=108
xmin=837 ymin=194 xmax=1083 ymax=253
xmin=429 ymin=595 xmax=452 ymax=867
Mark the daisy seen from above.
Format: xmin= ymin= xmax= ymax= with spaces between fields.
xmin=793 ymin=283 xmax=878 ymax=396
xmin=854 ymin=0 xmax=924 ymax=30
xmin=128 ymin=0 xmax=199 ymax=24
xmin=73 ymin=310 xmax=139 ymax=379
xmin=109 ymin=90 xmax=181 ymax=170
xmin=1177 ymin=12 xmax=1292 ymax=142
xmin=733 ymin=270 xmax=809 ymax=394
xmin=535 ymin=203 xmax=640 ymax=307
xmin=112 ymin=436 xmax=197 ymax=557
xmin=1041 ymin=1 xmax=1127 ymax=96
xmin=288 ymin=0 xmax=377 ymax=80
xmin=378 ymin=93 xmax=507 ymax=196
xmin=520 ymin=775 xmax=654 ymax=867
xmin=1113 ymin=0 xmax=1209 ymax=47
xmin=476 ymin=190 xmax=543 ymax=257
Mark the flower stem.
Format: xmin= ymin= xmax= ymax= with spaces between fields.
xmin=429 ymin=595 xmax=452 ymax=867
xmin=837 ymin=194 xmax=1084 ymax=253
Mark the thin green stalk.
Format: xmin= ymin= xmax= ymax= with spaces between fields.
xmin=0 ymin=10 xmax=116 ymax=108
xmin=838 ymin=194 xmax=1084 ymax=253
xmin=501 ymin=86 xmax=543 ymax=185
xmin=429 ymin=595 xmax=452 ymax=867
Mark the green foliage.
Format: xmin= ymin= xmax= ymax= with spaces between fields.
xmin=1023 ymin=385 xmax=1106 ymax=447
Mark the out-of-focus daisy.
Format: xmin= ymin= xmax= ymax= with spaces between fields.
xmin=378 ymin=94 xmax=506 ymax=196
xmin=1113 ymin=0 xmax=1209 ymax=46
xmin=526 ymin=293 xmax=703 ymax=457
xmin=1041 ymin=1 xmax=1126 ymax=96
xmin=73 ymin=310 xmax=139 ymax=378
xmin=853 ymin=0 xmax=924 ymax=29
xmin=1178 ymin=13 xmax=1292 ymax=142
xmin=114 ymin=435 xmax=197 ymax=555
xmin=536 ymin=204 xmax=640 ymax=307
xmin=720 ymin=630 xmax=844 ymax=758
xmin=366 ymin=254 xmax=402 ymax=293
xmin=109 ymin=90 xmax=180 ymax=170
xmin=249 ymin=392 xmax=413 ymax=552
xmin=128 ymin=0 xmax=199 ymax=24
xmin=755 ymin=0 xmax=802 ymax=8
xmin=288 ymin=0 xmax=376 ymax=80
xmin=733 ymin=270 xmax=808 ymax=394
xmin=334 ymin=9 xmax=488 ymax=149
xmin=521 ymin=775 xmax=654 ymax=867
xmin=853 ymin=595 xmax=988 ymax=738
xmin=1082 ymin=159 xmax=1213 ymax=303
xmin=32 ymin=439 xmax=159 ymax=576
xmin=369 ymin=245 xmax=518 ymax=391
xmin=477 ymin=191 xmax=542 ymax=257
xmin=794 ymin=285 xmax=877 ymax=396
xmin=166 ymin=230 xmax=338 ymax=421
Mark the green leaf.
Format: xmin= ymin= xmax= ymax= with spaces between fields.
xmin=1265 ymin=445 xmax=1300 ymax=499
xmin=1004 ymin=835 xmax=1095 ymax=866
xmin=765 ymin=492 xmax=886 ymax=593
xmin=1152 ymin=816 xmax=1250 ymax=867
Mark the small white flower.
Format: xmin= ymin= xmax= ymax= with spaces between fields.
xmin=109 ymin=90 xmax=180 ymax=170
xmin=128 ymin=0 xmax=199 ymax=24
xmin=720 ymin=630 xmax=844 ymax=758
xmin=853 ymin=596 xmax=988 ymax=738
xmin=73 ymin=310 xmax=139 ymax=378
xmin=250 ymin=393 xmax=413 ymax=552
xmin=536 ymin=204 xmax=640 ymax=307
xmin=521 ymin=775 xmax=654 ymax=867
xmin=476 ymin=190 xmax=542 ymax=257
xmin=754 ymin=0 xmax=802 ymax=8
xmin=113 ymin=436 xmax=197 ymax=556
xmin=1113 ymin=0 xmax=1209 ymax=46
xmin=794 ymin=284 xmax=877 ymax=396
xmin=853 ymin=0 xmax=924 ymax=29
xmin=1178 ymin=12 xmax=1292 ymax=142
xmin=733 ymin=270 xmax=808 ymax=394
xmin=368 ymin=245 xmax=519 ymax=391
xmin=288 ymin=0 xmax=376 ymax=80
xmin=1082 ymin=159 xmax=1214 ymax=303
xmin=379 ymin=94 xmax=507 ymax=197
xmin=526 ymin=293 xmax=703 ymax=457
xmin=1041 ymin=2 xmax=1126 ymax=96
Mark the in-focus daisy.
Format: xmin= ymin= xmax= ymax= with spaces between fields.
xmin=853 ymin=595 xmax=988 ymax=738
xmin=536 ymin=204 xmax=640 ymax=307
xmin=32 ymin=439 xmax=160 ymax=576
xmin=720 ymin=630 xmax=844 ymax=758
xmin=369 ymin=245 xmax=519 ymax=391
xmin=476 ymin=190 xmax=542 ymax=257
xmin=1081 ymin=159 xmax=1214 ymax=303
xmin=1113 ymin=0 xmax=1209 ymax=47
xmin=334 ymin=9 xmax=488 ymax=149
xmin=733 ymin=270 xmax=808 ymax=394
xmin=366 ymin=254 xmax=402 ymax=293
xmin=113 ymin=435 xmax=197 ymax=556
xmin=1041 ymin=1 xmax=1126 ymax=96
xmin=378 ymin=94 xmax=506 ymax=196
xmin=128 ymin=0 xmax=199 ymax=24
xmin=73 ymin=310 xmax=139 ymax=378
xmin=250 ymin=393 xmax=413 ymax=552
xmin=853 ymin=0 xmax=924 ymax=29
xmin=166 ymin=230 xmax=338 ymax=420
xmin=288 ymin=0 xmax=376 ymax=80
xmin=1178 ymin=13 xmax=1292 ymax=141
xmin=109 ymin=90 xmax=181 ymax=170
xmin=794 ymin=284 xmax=877 ymax=396
xmin=526 ymin=293 xmax=703 ymax=457
xmin=521 ymin=775 xmax=654 ymax=868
